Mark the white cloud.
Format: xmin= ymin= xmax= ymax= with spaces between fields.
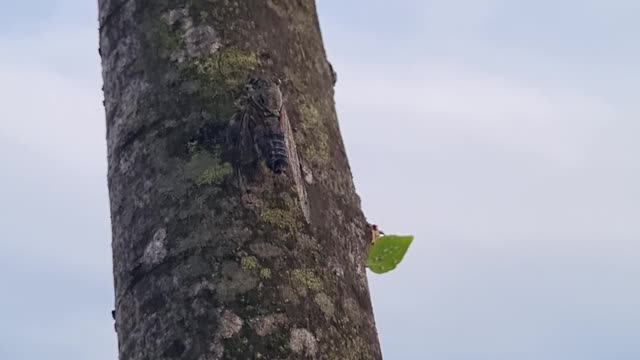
xmin=419 ymin=0 xmax=502 ymax=34
xmin=0 ymin=63 xmax=106 ymax=173
xmin=0 ymin=23 xmax=109 ymax=275
xmin=334 ymin=59 xmax=614 ymax=165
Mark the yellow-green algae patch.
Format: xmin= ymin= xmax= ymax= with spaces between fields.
xmin=314 ymin=293 xmax=335 ymax=319
xmin=189 ymin=47 xmax=258 ymax=90
xmin=297 ymin=101 xmax=329 ymax=163
xmin=182 ymin=47 xmax=258 ymax=119
xmin=260 ymin=194 xmax=299 ymax=234
xmin=291 ymin=269 xmax=322 ymax=291
xmin=185 ymin=151 xmax=232 ymax=187
xmin=259 ymin=268 xmax=272 ymax=279
xmin=240 ymin=256 xmax=272 ymax=280
xmin=261 ymin=208 xmax=298 ymax=233
xmin=241 ymin=256 xmax=259 ymax=271
xmin=155 ymin=20 xmax=184 ymax=52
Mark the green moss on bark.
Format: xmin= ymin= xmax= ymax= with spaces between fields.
xmin=260 ymin=208 xmax=298 ymax=233
xmin=181 ymin=47 xmax=258 ymax=119
xmin=259 ymin=268 xmax=272 ymax=279
xmin=314 ymin=293 xmax=335 ymax=319
xmin=297 ymin=100 xmax=329 ymax=163
xmin=291 ymin=269 xmax=323 ymax=292
xmin=156 ymin=20 xmax=185 ymax=52
xmin=260 ymin=194 xmax=300 ymax=234
xmin=241 ymin=256 xmax=259 ymax=271
xmin=185 ymin=151 xmax=232 ymax=187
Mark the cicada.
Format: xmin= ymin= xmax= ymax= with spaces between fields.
xmin=235 ymin=78 xmax=289 ymax=174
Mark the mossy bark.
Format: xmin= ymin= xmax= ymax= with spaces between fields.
xmin=99 ymin=0 xmax=382 ymax=359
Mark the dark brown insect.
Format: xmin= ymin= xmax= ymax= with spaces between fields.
xmin=243 ymin=78 xmax=289 ymax=174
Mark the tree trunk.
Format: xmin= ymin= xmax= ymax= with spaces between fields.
xmin=99 ymin=0 xmax=382 ymax=359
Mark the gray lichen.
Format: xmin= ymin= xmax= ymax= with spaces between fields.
xmin=249 ymin=242 xmax=284 ymax=258
xmin=220 ymin=310 xmax=243 ymax=339
xmin=161 ymin=7 xmax=221 ymax=63
xmin=297 ymin=100 xmax=329 ymax=163
xmin=314 ymin=293 xmax=335 ymax=319
xmin=289 ymin=328 xmax=318 ymax=357
xmin=250 ymin=313 xmax=287 ymax=337
xmin=142 ymin=228 xmax=167 ymax=265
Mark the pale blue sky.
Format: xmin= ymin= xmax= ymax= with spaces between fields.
xmin=1 ymin=1 xmax=639 ymax=359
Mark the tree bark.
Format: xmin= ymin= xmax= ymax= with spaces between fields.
xmin=99 ymin=0 xmax=382 ymax=359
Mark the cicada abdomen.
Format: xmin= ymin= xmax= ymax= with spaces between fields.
xmin=266 ymin=132 xmax=288 ymax=174
xmin=246 ymin=78 xmax=290 ymax=175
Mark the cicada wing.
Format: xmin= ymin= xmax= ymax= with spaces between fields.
xmin=238 ymin=111 xmax=258 ymax=165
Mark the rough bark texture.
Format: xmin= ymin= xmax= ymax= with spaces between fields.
xmin=99 ymin=0 xmax=382 ymax=359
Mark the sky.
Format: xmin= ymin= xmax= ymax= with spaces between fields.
xmin=1 ymin=1 xmax=639 ymax=359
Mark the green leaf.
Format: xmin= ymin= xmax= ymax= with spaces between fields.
xmin=367 ymin=235 xmax=414 ymax=274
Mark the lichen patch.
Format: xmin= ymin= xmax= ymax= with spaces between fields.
xmin=163 ymin=8 xmax=189 ymax=27
xmin=289 ymin=328 xmax=317 ymax=356
xmin=240 ymin=256 xmax=258 ymax=271
xmin=185 ymin=151 xmax=232 ymax=187
xmin=118 ymin=141 xmax=140 ymax=175
xmin=314 ymin=293 xmax=335 ymax=319
xmin=249 ymin=242 xmax=284 ymax=258
xmin=161 ymin=7 xmax=220 ymax=62
xmin=302 ymin=163 xmax=314 ymax=184
xmin=250 ymin=313 xmax=287 ymax=336
xmin=259 ymin=268 xmax=272 ymax=279
xmin=343 ymin=297 xmax=362 ymax=325
xmin=219 ymin=310 xmax=243 ymax=339
xmin=184 ymin=25 xmax=221 ymax=58
xmin=143 ymin=228 xmax=167 ymax=265
xmin=191 ymin=279 xmax=216 ymax=296
xmin=291 ymin=269 xmax=322 ymax=292
xmin=297 ymin=100 xmax=329 ymax=163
